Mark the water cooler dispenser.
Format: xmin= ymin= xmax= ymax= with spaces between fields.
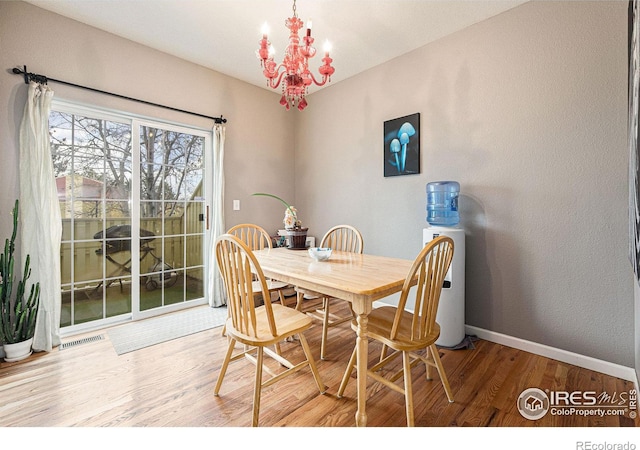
xmin=424 ymin=181 xmax=465 ymax=347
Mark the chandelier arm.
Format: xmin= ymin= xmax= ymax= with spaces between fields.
xmin=307 ymin=72 xmax=329 ymax=87
xmin=267 ymin=69 xmax=287 ymax=90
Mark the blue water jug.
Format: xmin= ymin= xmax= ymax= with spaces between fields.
xmin=426 ymin=181 xmax=460 ymax=226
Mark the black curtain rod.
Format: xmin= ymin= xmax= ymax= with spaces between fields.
xmin=12 ymin=65 xmax=227 ymax=124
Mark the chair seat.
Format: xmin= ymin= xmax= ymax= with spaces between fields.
xmin=353 ymin=305 xmax=441 ymax=352
xmin=252 ymin=279 xmax=288 ymax=292
xmin=226 ymin=303 xmax=313 ymax=347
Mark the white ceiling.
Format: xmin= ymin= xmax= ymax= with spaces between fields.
xmin=26 ymin=0 xmax=527 ymax=93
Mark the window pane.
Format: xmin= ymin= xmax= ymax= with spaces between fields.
xmin=186 ymin=268 xmax=204 ymax=301
xmin=185 ymin=201 xmax=205 ymax=235
xmin=185 ymin=235 xmax=202 ymax=268
xmin=164 ymin=204 xmax=184 ymax=235
xmin=60 ymin=242 xmax=73 ymax=285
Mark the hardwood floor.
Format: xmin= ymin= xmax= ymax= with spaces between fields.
xmin=0 ymin=301 xmax=637 ymax=428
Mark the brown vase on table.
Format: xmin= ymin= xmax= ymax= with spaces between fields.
xmin=286 ymin=227 xmax=308 ymax=249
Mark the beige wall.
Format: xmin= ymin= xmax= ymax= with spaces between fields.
xmin=0 ymin=1 xmax=635 ymax=368
xmin=296 ymin=1 xmax=634 ymax=366
xmin=0 ymin=0 xmax=294 ymax=241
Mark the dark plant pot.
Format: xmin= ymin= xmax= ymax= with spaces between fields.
xmin=286 ymin=227 xmax=308 ymax=249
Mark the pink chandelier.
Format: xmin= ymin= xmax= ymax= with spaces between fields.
xmin=256 ymin=0 xmax=335 ymax=111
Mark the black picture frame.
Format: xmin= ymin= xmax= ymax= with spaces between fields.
xmin=383 ymin=113 xmax=420 ymax=177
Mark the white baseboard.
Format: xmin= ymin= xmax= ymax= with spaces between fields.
xmin=465 ymin=325 xmax=638 ymax=385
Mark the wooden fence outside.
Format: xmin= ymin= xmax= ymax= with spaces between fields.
xmin=60 ymin=203 xmax=204 ymax=286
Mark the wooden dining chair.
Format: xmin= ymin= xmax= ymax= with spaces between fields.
xmin=221 ymin=224 xmax=293 ymax=338
xmin=336 ymin=235 xmax=455 ymax=426
xmin=213 ymin=234 xmax=325 ymax=427
xmin=227 ymin=223 xmax=290 ymax=306
xmin=295 ymin=224 xmax=364 ymax=360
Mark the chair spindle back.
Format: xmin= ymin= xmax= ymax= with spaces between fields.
xmin=391 ymin=236 xmax=454 ymax=342
xmin=227 ymin=223 xmax=273 ymax=251
xmin=215 ymin=234 xmax=278 ymax=338
xmin=320 ymin=225 xmax=364 ymax=254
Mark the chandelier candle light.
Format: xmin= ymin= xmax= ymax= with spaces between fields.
xmin=256 ymin=0 xmax=335 ymax=111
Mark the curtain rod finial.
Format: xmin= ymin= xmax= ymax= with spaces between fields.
xmin=12 ymin=66 xmax=28 ymax=84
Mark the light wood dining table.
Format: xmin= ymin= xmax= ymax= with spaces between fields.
xmin=252 ymin=246 xmax=414 ymax=427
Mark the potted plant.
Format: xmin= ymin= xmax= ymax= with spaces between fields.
xmin=0 ymin=199 xmax=40 ymax=362
xmin=252 ymin=193 xmax=308 ymax=249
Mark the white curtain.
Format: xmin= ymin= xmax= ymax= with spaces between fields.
xmin=19 ymin=81 xmax=62 ymax=352
xmin=207 ymin=124 xmax=226 ymax=307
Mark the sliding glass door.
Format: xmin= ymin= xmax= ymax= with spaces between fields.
xmin=51 ymin=102 xmax=209 ymax=333
xmin=138 ymin=124 xmax=206 ymax=312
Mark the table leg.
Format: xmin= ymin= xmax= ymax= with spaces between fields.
xmin=355 ymin=311 xmax=368 ymax=427
xmin=294 ymin=289 xmax=305 ymax=311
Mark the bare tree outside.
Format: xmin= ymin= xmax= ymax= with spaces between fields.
xmin=140 ymin=126 xmax=203 ymax=220
xmin=50 ymin=114 xmax=204 ymax=224
xmin=50 ymin=111 xmax=132 ymax=221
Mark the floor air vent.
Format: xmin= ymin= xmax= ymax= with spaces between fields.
xmin=60 ymin=334 xmax=104 ymax=350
